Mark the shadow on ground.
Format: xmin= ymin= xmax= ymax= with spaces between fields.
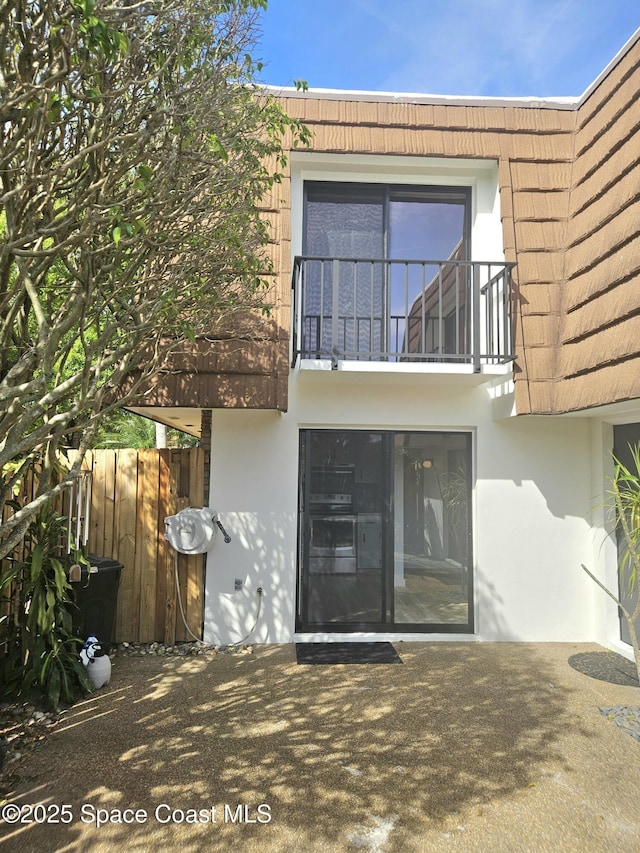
xmin=0 ymin=643 xmax=631 ymax=852
xmin=568 ymin=650 xmax=639 ymax=686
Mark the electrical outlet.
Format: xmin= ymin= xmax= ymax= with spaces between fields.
xmin=234 ymin=578 xmax=242 ymax=591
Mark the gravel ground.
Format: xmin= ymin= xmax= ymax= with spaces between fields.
xmin=2 ymin=642 xmax=640 ymax=853
xmin=0 ymin=703 xmax=61 ymax=785
xmin=0 ymin=641 xmax=251 ymax=787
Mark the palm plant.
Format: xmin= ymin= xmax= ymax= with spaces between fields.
xmin=582 ymin=442 xmax=640 ymax=685
xmin=92 ymin=410 xmax=198 ymax=448
xmin=0 ymin=505 xmax=93 ymax=709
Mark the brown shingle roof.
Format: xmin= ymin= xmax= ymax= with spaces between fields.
xmin=131 ymin=32 xmax=640 ymax=415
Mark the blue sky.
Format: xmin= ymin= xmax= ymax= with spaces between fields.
xmin=255 ymin=0 xmax=639 ymax=97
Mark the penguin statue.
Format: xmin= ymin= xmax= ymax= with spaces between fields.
xmin=81 ymin=635 xmax=112 ymax=689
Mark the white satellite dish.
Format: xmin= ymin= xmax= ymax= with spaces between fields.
xmin=164 ymin=507 xmax=220 ymax=555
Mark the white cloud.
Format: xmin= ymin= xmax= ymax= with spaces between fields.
xmin=258 ymin=0 xmax=639 ymax=96
xmin=352 ymin=0 xmax=624 ymax=96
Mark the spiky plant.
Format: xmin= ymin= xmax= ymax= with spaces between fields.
xmin=582 ymin=442 xmax=640 ymax=686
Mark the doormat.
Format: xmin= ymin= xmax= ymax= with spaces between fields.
xmin=295 ymin=642 xmax=402 ymax=665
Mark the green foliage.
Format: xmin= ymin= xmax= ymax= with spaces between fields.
xmin=73 ymin=0 xmax=129 ymax=60
xmin=582 ymin=442 xmax=640 ymax=687
xmin=0 ymin=506 xmax=93 ymax=709
xmin=0 ymin=0 xmax=310 ymax=561
xmin=611 ymin=443 xmax=640 ymax=596
xmin=91 ymin=411 xmax=199 ymax=448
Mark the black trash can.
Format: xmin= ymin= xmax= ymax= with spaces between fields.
xmin=72 ymin=554 xmax=124 ymax=644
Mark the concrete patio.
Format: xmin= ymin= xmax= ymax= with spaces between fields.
xmin=1 ymin=642 xmax=640 ymax=852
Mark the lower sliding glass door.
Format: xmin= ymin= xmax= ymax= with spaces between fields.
xmin=296 ymin=429 xmax=473 ymax=632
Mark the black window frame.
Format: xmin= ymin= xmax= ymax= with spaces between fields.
xmin=303 ymin=181 xmax=472 ymax=261
xmin=296 ymin=428 xmax=474 ymax=634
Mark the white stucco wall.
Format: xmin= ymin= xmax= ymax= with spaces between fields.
xmin=204 ymin=374 xmax=597 ymax=645
xmin=201 ymin=149 xmax=608 ymax=648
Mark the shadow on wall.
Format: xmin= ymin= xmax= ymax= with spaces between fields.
xmin=474 ymin=568 xmax=514 ymax=641
xmin=4 ymin=644 xmax=591 ymax=851
xmin=486 ymin=418 xmax=591 ymax=521
xmin=205 ymin=512 xmax=296 ymax=645
xmin=207 ymin=513 xmax=518 ymax=644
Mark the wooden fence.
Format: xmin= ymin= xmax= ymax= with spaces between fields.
xmin=1 ymin=448 xmax=207 ymax=646
xmin=82 ymin=448 xmax=206 ymax=644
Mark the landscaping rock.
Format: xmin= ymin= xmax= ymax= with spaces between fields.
xmin=599 ymin=705 xmax=640 ymax=741
xmin=0 ymin=702 xmax=61 ymax=790
xmin=114 ymin=641 xmax=252 ymax=657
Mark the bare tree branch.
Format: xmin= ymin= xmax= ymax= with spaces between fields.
xmin=0 ymin=0 xmax=310 ymax=560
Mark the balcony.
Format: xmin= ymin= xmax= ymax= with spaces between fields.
xmin=291 ymin=256 xmax=516 ymax=372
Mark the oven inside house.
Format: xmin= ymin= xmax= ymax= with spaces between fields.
xmin=309 ymin=503 xmax=357 ymax=575
xmin=308 ymin=480 xmax=384 ymax=576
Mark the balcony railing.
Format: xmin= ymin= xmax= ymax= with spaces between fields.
xmin=291 ymin=257 xmax=516 ymax=371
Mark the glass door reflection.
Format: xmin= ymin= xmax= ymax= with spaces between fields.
xmin=393 ymin=433 xmax=471 ymax=626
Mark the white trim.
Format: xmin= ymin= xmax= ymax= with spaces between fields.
xmin=296 ymin=360 xmax=512 ymax=387
xmin=561 ymin=399 xmax=640 ymax=422
xmin=294 ymin=632 xmax=478 ymax=643
xmin=579 ymin=27 xmax=640 ymax=106
xmin=299 ymin=360 xmax=510 ymax=376
xmin=289 ymin=150 xmax=498 ymax=173
xmin=262 ymin=83 xmax=578 ymax=110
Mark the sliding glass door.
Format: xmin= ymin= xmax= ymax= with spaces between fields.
xmin=297 ymin=430 xmax=473 ymax=632
xmin=303 ymin=183 xmax=470 ymax=360
xmin=298 ymin=431 xmax=387 ymax=625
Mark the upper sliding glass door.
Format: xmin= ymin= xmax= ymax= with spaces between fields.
xmin=303 ymin=183 xmax=470 ymax=360
xmin=304 ymin=185 xmax=385 ymax=357
xmin=297 ymin=429 xmax=473 ymax=632
xmin=388 ymin=191 xmax=468 ymax=357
